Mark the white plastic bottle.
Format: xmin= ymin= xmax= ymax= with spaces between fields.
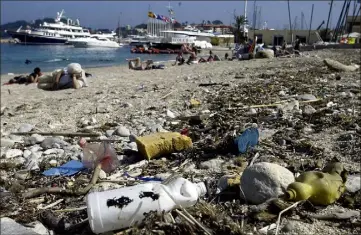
xmin=86 ymin=177 xmax=207 ymax=234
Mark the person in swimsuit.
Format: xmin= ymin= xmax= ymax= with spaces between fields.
xmin=7 ymin=67 xmax=42 ymax=85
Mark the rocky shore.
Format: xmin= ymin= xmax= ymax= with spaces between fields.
xmin=1 ymin=49 xmax=360 ymax=235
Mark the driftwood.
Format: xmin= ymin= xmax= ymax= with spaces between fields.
xmin=11 ymin=131 xmax=101 ymax=137
xmin=23 ymin=163 xmax=102 ymax=199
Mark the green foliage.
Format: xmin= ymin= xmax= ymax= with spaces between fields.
xmin=212 ymin=20 xmax=223 ymax=25
xmin=210 ymin=37 xmax=220 ymax=46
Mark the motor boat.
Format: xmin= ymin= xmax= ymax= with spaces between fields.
xmin=73 ymin=37 xmax=121 ymax=48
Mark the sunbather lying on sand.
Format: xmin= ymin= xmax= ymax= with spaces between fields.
xmin=37 ymin=63 xmax=89 ymax=90
xmin=127 ymin=58 xmax=165 ymax=70
xmin=5 ymin=67 xmax=42 ymax=85
xmin=199 ymin=50 xmax=221 ymax=63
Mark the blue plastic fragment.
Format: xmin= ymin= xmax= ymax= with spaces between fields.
xmin=234 ymin=127 xmax=259 ymax=154
xmin=43 ymin=160 xmax=86 ymax=176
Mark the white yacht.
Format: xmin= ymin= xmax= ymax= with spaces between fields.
xmin=67 ymin=31 xmax=117 ymax=45
xmin=73 ymin=37 xmax=121 ymax=48
xmin=5 ymin=10 xmax=91 ymax=45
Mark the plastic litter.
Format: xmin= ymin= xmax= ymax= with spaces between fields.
xmin=86 ymin=176 xmax=207 ymax=234
xmin=42 ymin=160 xmax=85 ymax=176
xmin=79 ymin=138 xmax=119 ymax=173
xmin=285 ymin=162 xmax=346 ymax=205
xmin=234 ymin=127 xmax=259 ymax=153
xmin=123 ymin=172 xmax=163 ymax=182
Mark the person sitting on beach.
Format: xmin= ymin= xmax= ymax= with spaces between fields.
xmin=186 ymin=47 xmax=198 ymax=65
xmin=37 ymin=63 xmax=88 ymax=90
xmin=127 ymin=57 xmax=165 ymax=70
xmin=199 ymin=50 xmax=219 ymax=63
xmin=172 ymin=52 xmax=185 ymax=66
xmin=6 ymin=67 xmax=42 ymax=85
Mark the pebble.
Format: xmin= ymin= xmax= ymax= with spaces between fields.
xmin=31 ymin=134 xmax=45 ymax=142
xmin=105 ymin=130 xmax=114 ymax=137
xmin=25 ymin=153 xmax=40 ymax=170
xmin=282 ymin=220 xmax=296 ymax=233
xmin=199 ymin=158 xmax=225 ymax=173
xmin=240 ymin=162 xmax=295 ymax=204
xmin=166 ymin=109 xmax=176 ymax=119
xmin=0 ymin=138 xmax=15 ymax=147
xmin=297 ymin=94 xmax=317 ymax=101
xmin=40 ymin=137 xmax=69 ymax=149
xmin=115 ymin=126 xmax=130 ymax=137
xmin=126 ymin=142 xmax=138 ymax=151
xmin=9 ymin=135 xmax=23 ymax=142
xmin=303 ymin=105 xmax=316 ymax=115
xmin=5 ymin=149 xmax=23 ymax=159
xmin=15 ymin=170 xmax=31 ymax=180
xmin=345 ymin=174 xmax=361 ymax=193
xmin=17 ymin=123 xmax=34 ymax=133
xmin=49 ymin=159 xmax=58 ymax=167
xmin=279 ymin=90 xmax=286 ymax=96
xmin=129 ymin=134 xmax=137 ymax=142
xmin=0 ymin=217 xmax=42 ymax=235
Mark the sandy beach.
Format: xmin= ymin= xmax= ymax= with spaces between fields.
xmin=1 ymin=49 xmax=360 ymax=234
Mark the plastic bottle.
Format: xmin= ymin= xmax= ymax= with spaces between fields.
xmin=285 ymin=163 xmax=346 ymax=205
xmin=86 ymin=177 xmax=207 ymax=234
xmin=79 ymin=138 xmax=118 ymax=173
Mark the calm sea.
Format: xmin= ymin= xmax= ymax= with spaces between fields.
xmin=1 ymin=43 xmax=175 ymax=75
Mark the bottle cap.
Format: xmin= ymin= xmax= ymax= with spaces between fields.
xmin=195 ymin=182 xmax=207 ymax=197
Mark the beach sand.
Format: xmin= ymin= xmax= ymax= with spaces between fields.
xmin=1 ymin=49 xmax=360 ymax=234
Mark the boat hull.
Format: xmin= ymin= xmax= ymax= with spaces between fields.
xmin=73 ymin=41 xmax=120 ymax=48
xmin=6 ymin=31 xmax=67 ymax=45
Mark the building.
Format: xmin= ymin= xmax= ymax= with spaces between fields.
xmin=345 ymin=15 xmax=361 ymax=33
xmin=248 ymin=29 xmax=321 ymax=46
xmin=196 ymin=24 xmax=233 ymax=34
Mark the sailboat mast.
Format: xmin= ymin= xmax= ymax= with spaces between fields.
xmin=244 ymin=0 xmax=248 ymax=37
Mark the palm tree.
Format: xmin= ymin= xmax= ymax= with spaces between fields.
xmin=233 ymin=15 xmax=248 ymax=43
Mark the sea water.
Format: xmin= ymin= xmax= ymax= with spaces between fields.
xmin=1 ymin=44 xmax=175 ymax=75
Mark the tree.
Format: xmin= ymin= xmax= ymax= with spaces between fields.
xmin=135 ymin=23 xmax=147 ymax=29
xmin=212 ymin=20 xmax=223 ymax=25
xmin=233 ymin=15 xmax=248 ymax=43
xmin=207 ymin=20 xmax=211 ymax=24
xmin=174 ymin=22 xmax=182 ymax=28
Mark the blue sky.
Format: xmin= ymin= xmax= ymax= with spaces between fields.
xmin=1 ymin=1 xmax=359 ymax=30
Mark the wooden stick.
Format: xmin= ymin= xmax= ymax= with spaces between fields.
xmin=175 ymin=209 xmax=196 ymax=225
xmin=23 ymin=163 xmax=102 ymax=199
xmin=38 ymin=198 xmax=64 ymax=210
xmin=161 ymin=90 xmax=176 ymax=99
xmin=53 ymin=206 xmax=87 ymax=213
xmin=11 ymin=131 xmax=101 ymax=137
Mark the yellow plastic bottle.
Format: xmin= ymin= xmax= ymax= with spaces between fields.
xmin=285 ymin=163 xmax=346 ymax=205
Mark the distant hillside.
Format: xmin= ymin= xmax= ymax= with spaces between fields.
xmin=0 ymin=17 xmax=59 ymax=38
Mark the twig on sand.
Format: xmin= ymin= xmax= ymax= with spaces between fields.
xmin=249 ymin=152 xmax=260 ymax=166
xmin=53 ymin=206 xmax=87 ymax=213
xmin=38 ymin=198 xmax=64 ymax=210
xmin=161 ymin=90 xmax=176 ymax=99
xmin=11 ymin=131 xmax=101 ymax=137
xmin=23 ymin=163 xmax=102 ymax=199
xmin=275 ymin=201 xmax=302 ymax=235
xmin=179 ymin=206 xmax=213 ymax=235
